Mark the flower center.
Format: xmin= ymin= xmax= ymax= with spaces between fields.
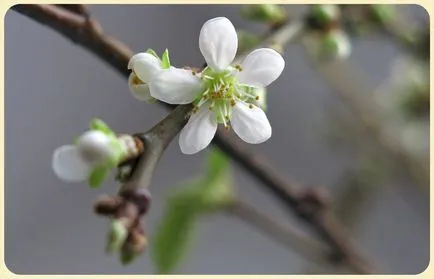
xmin=193 ymin=65 xmax=259 ymax=129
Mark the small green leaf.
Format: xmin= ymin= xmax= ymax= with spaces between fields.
xmin=150 ymin=148 xmax=233 ymax=274
xmin=205 ymin=147 xmax=229 ymax=181
xmin=161 ymin=49 xmax=171 ymax=69
xmin=150 ymin=193 xmax=199 ymax=274
xmin=88 ymin=166 xmax=109 ymax=188
xmin=106 ymin=220 xmax=128 ymax=254
xmin=90 ymin=118 xmax=115 ymax=136
xmin=146 ymin=48 xmax=159 ymax=58
xmin=201 ymin=171 xmax=232 ymax=210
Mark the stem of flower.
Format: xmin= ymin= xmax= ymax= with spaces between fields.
xmin=120 ymin=104 xmax=193 ymax=192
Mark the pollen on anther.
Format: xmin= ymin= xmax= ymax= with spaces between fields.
xmin=230 ymin=100 xmax=236 ymax=107
xmin=255 ymin=96 xmax=260 ymax=100
xmin=249 ymin=104 xmax=253 ymax=109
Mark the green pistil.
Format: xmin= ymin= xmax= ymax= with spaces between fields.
xmin=193 ymin=66 xmax=258 ymax=127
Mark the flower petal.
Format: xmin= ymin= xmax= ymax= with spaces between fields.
xmin=237 ymin=48 xmax=285 ymax=87
xmin=128 ymin=52 xmax=161 ymax=83
xmin=52 ymin=145 xmax=91 ymax=182
xmin=179 ymin=105 xmax=217 ymax=154
xmin=231 ymin=102 xmax=272 ymax=144
xmin=149 ymin=67 xmax=203 ymax=104
xmin=199 ymin=17 xmax=238 ymax=71
xmin=128 ymin=73 xmax=153 ymax=102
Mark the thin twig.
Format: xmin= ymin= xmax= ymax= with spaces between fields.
xmin=227 ymin=199 xmax=332 ymax=266
xmin=13 ymin=4 xmax=379 ymax=274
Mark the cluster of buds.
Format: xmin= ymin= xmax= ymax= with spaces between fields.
xmin=339 ymin=5 xmax=397 ymax=31
xmin=304 ymin=5 xmax=351 ymax=61
xmin=94 ymin=188 xmax=151 ymax=264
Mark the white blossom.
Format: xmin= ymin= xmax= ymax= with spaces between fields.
xmin=147 ymin=17 xmax=285 ymax=154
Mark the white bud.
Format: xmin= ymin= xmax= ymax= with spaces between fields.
xmin=322 ymin=30 xmax=351 ymax=60
xmin=77 ymin=130 xmax=113 ymax=164
xmin=320 ymin=5 xmax=340 ymax=21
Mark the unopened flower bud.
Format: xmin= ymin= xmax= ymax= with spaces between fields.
xmin=94 ymin=195 xmax=124 ymax=216
xmin=307 ymin=4 xmax=341 ymax=31
xmin=129 ymin=227 xmax=148 ymax=254
xmin=240 ymin=4 xmax=287 ymax=25
xmin=106 ymin=220 xmax=128 ymax=254
xmin=320 ymin=30 xmax=351 ymax=60
xmin=77 ymin=130 xmax=114 ymax=164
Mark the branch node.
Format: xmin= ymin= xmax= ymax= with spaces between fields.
xmin=295 ymin=186 xmax=331 ymax=219
xmin=119 ymin=188 xmax=152 ymax=215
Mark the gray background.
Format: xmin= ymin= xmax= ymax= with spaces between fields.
xmin=4 ymin=4 xmax=430 ymax=274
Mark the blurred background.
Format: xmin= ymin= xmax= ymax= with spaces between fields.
xmin=4 ymin=4 xmax=430 ymax=274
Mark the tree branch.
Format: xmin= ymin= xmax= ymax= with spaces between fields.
xmin=227 ymin=199 xmax=333 ymax=266
xmin=121 ymin=104 xmax=193 ymax=193
xmin=56 ymin=4 xmax=90 ymax=18
xmin=13 ymin=4 xmax=379 ymax=274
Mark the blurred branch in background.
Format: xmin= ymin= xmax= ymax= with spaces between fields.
xmin=303 ymin=38 xmax=429 ymax=191
xmin=11 ymin=3 xmax=429 ymax=275
xmin=55 ymin=4 xmax=90 ymax=18
xmin=227 ymin=199 xmax=332 ymax=266
xmin=297 ymin=4 xmax=429 ymax=274
xmin=340 ymin=4 xmax=429 ymax=59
